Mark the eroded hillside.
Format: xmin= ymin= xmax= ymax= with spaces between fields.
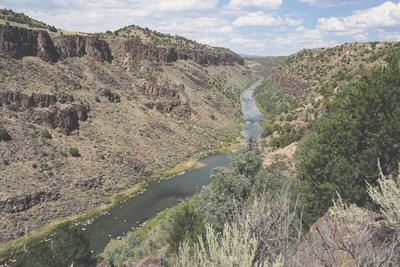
xmin=253 ymin=42 xmax=400 ymax=171
xmin=0 ymin=11 xmax=253 ymax=243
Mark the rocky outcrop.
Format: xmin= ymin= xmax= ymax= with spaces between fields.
xmin=0 ymin=92 xmax=58 ymax=110
xmin=36 ymin=103 xmax=90 ymax=135
xmin=140 ymin=82 xmax=191 ymax=116
xmin=118 ymin=40 xmax=243 ymax=66
xmin=177 ymin=48 xmax=244 ymax=66
xmin=54 ymin=35 xmax=113 ymax=62
xmin=118 ymin=40 xmax=178 ymax=65
xmin=0 ymin=191 xmax=61 ymax=213
xmin=0 ymin=91 xmax=89 ymax=135
xmin=0 ymin=24 xmax=112 ymax=63
xmin=0 ymin=24 xmax=58 ymax=62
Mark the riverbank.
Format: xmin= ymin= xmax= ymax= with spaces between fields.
xmin=0 ymin=76 xmax=260 ymax=264
xmin=0 ymin=133 xmax=244 ymax=264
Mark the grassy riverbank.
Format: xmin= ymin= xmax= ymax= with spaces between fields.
xmin=0 ymin=135 xmax=243 ymax=265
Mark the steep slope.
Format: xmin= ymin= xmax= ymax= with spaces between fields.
xmin=254 ymin=42 xmax=400 ymax=170
xmin=0 ymin=10 xmax=253 ymax=243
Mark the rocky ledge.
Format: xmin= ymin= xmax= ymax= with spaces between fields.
xmin=53 ymin=35 xmax=113 ymax=62
xmin=0 ymin=191 xmax=61 ymax=213
xmin=0 ymin=24 xmax=112 ymax=62
xmin=1 ymin=91 xmax=90 ymax=135
xmin=118 ymin=40 xmax=243 ymax=66
xmin=140 ymin=81 xmax=191 ymax=116
xmin=0 ymin=24 xmax=58 ymax=62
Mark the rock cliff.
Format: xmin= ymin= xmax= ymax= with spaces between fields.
xmin=0 ymin=25 xmax=112 ymax=62
xmin=0 ymin=12 xmax=253 ymax=247
xmin=117 ymin=39 xmax=243 ymax=66
xmin=0 ymin=91 xmax=89 ymax=135
xmin=0 ymin=25 xmax=58 ymax=62
xmin=54 ymin=35 xmax=113 ymax=62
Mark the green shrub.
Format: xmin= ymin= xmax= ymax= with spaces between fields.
xmin=367 ymin=166 xmax=400 ymax=227
xmin=69 ymin=147 xmax=80 ymax=157
xmin=167 ymin=204 xmax=205 ymax=253
xmin=194 ymin=151 xmax=261 ymax=231
xmin=41 ymin=129 xmax=52 ymax=139
xmin=270 ymin=123 xmax=303 ymax=148
xmin=0 ymin=127 xmax=11 ymax=141
xmin=297 ymin=48 xmax=400 ymax=224
xmin=4 ymin=224 xmax=95 ymax=267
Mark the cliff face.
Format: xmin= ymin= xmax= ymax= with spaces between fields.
xmin=54 ymin=35 xmax=113 ymax=62
xmin=0 ymin=25 xmax=58 ymax=62
xmin=117 ymin=40 xmax=243 ymax=66
xmin=0 ymin=20 xmax=253 ymax=245
xmin=0 ymin=25 xmax=112 ymax=62
xmin=0 ymin=92 xmax=89 ymax=135
xmin=0 ymin=24 xmax=242 ymax=66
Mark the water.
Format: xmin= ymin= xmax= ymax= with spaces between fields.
xmin=84 ymin=154 xmax=229 ymax=253
xmin=241 ymin=78 xmax=265 ymax=146
xmin=83 ymin=78 xmax=266 ymax=253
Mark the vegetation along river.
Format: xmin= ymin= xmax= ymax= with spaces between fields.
xmin=83 ymin=78 xmax=266 ymax=254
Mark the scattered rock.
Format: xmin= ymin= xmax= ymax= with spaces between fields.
xmin=0 ymin=191 xmax=61 ymax=213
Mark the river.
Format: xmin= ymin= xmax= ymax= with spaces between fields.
xmin=82 ymin=78 xmax=265 ymax=254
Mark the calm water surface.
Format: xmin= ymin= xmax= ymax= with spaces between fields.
xmin=84 ymin=78 xmax=265 ymax=253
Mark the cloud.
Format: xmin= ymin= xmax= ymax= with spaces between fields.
xmin=157 ymin=0 xmax=218 ymax=12
xmin=233 ymin=12 xmax=302 ymax=27
xmin=299 ymin=0 xmax=361 ymax=7
xmin=271 ymin=26 xmax=337 ymax=52
xmin=353 ymin=33 xmax=368 ymax=41
xmin=317 ymin=1 xmax=400 ymax=35
xmin=227 ymin=0 xmax=282 ymax=10
xmin=230 ymin=36 xmax=268 ymax=49
xmin=157 ymin=17 xmax=233 ymax=34
xmin=378 ymin=30 xmax=400 ymax=41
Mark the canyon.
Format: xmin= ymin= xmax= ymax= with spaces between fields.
xmin=0 ymin=18 xmax=253 ymax=244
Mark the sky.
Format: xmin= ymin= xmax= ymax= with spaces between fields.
xmin=1 ymin=0 xmax=400 ymax=56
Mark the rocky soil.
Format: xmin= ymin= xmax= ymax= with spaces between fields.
xmin=0 ymin=22 xmax=254 ymax=243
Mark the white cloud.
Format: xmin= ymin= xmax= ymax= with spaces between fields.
xmin=272 ymin=27 xmax=337 ymax=52
xmin=227 ymin=0 xmax=282 ymax=9
xmin=299 ymin=0 xmax=361 ymax=7
xmin=157 ymin=17 xmax=233 ymax=34
xmin=157 ymin=0 xmax=218 ymax=12
xmin=317 ymin=1 xmax=400 ymax=35
xmin=230 ymin=36 xmax=267 ymax=49
xmin=378 ymin=30 xmax=400 ymax=41
xmin=233 ymin=12 xmax=302 ymax=27
xmin=353 ymin=33 xmax=368 ymax=41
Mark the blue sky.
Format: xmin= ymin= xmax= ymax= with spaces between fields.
xmin=1 ymin=0 xmax=399 ymax=55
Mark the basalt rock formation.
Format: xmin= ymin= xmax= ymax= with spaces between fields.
xmin=0 ymin=191 xmax=60 ymax=213
xmin=118 ymin=40 xmax=178 ymax=65
xmin=0 ymin=91 xmax=58 ymax=109
xmin=0 ymin=24 xmax=112 ymax=62
xmin=35 ymin=103 xmax=90 ymax=135
xmin=54 ymin=35 xmax=113 ymax=62
xmin=140 ymin=81 xmax=191 ymax=116
xmin=0 ymin=24 xmax=58 ymax=62
xmin=0 ymin=91 xmax=89 ymax=135
xmin=0 ymin=11 xmax=252 ymax=248
xmin=177 ymin=48 xmax=244 ymax=66
xmin=117 ymin=39 xmax=243 ymax=66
